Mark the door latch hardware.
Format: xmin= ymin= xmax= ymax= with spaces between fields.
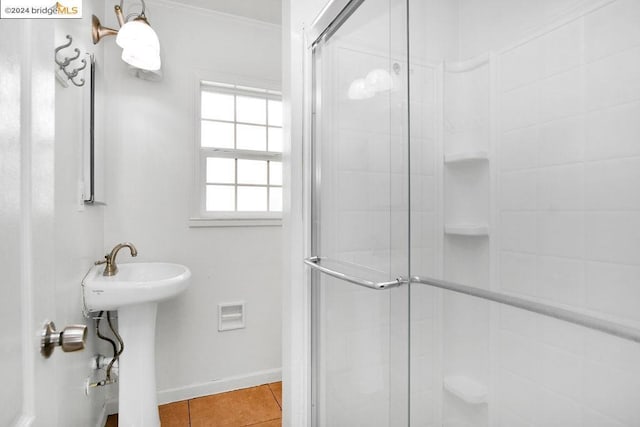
xmin=41 ymin=321 xmax=87 ymax=358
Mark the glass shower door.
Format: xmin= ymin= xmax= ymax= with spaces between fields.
xmin=309 ymin=0 xmax=410 ymax=425
xmin=309 ymin=0 xmax=640 ymax=426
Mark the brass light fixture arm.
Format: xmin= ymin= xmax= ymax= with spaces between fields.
xmin=121 ymin=0 xmax=147 ymax=22
xmin=92 ymin=13 xmax=118 ymax=44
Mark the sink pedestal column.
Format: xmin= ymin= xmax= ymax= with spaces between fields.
xmin=117 ymin=302 xmax=160 ymax=427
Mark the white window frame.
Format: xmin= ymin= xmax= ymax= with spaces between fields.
xmin=190 ymin=74 xmax=283 ymax=227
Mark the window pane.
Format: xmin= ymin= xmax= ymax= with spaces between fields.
xmin=237 ymin=159 xmax=267 ymax=185
xmin=206 ymin=158 xmax=235 ymax=184
xmin=269 ymin=161 xmax=282 ymax=186
xmin=206 ymin=185 xmax=235 ymax=211
xmin=201 ymin=92 xmax=234 ymax=121
xmin=269 ymin=187 xmax=282 ymax=212
xmin=201 ymin=121 xmax=234 ymax=148
xmin=236 ymin=96 xmax=266 ymax=125
xmin=237 ymin=124 xmax=267 ymax=151
xmin=268 ymin=100 xmax=282 ymax=126
xmin=268 ymin=127 xmax=283 ymax=152
xmin=237 ymin=186 xmax=267 ymax=211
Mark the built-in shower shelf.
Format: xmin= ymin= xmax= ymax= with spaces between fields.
xmin=443 ymin=375 xmax=488 ymax=404
xmin=444 ymin=53 xmax=490 ymax=73
xmin=444 ymin=151 xmax=489 ymax=164
xmin=444 ymin=224 xmax=489 ymax=236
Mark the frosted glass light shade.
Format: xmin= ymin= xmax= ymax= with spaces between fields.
xmin=116 ymin=20 xmax=159 ymax=50
xmin=122 ymin=45 xmax=161 ymax=71
xmin=116 ymin=19 xmax=161 ymax=71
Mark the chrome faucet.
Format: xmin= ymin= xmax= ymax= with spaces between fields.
xmin=96 ymin=242 xmax=138 ymax=276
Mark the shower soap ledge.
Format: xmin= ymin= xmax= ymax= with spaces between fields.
xmin=444 ymin=151 xmax=489 ymax=164
xmin=443 ymin=375 xmax=488 ymax=404
xmin=444 ymin=224 xmax=489 ymax=236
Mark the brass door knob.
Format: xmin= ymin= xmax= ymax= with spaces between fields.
xmin=41 ymin=321 xmax=87 ymax=358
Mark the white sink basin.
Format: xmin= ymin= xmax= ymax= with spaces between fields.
xmin=83 ymin=262 xmax=191 ymax=311
xmin=82 ymin=262 xmax=191 ymax=427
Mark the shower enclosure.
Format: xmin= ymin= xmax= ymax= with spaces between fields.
xmin=305 ymin=0 xmax=640 ymax=425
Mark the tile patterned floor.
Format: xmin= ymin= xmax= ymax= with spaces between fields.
xmin=105 ymin=382 xmax=282 ymax=427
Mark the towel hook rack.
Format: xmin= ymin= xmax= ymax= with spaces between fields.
xmin=54 ymin=35 xmax=87 ymax=87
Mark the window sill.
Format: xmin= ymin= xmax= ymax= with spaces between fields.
xmin=189 ymin=217 xmax=282 ymax=228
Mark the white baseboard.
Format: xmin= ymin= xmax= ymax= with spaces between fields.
xmin=101 ymin=367 xmax=282 ymax=418
xmin=157 ymin=368 xmax=282 ymax=405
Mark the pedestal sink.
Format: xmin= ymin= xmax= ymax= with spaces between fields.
xmin=83 ymin=262 xmax=191 ymax=427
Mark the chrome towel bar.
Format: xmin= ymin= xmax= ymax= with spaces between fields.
xmin=304 ymin=257 xmax=640 ymax=344
xmin=412 ymin=275 xmax=640 ymax=344
xmin=303 ymin=256 xmax=406 ymax=290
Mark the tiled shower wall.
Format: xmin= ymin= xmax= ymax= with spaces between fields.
xmin=409 ymin=62 xmax=442 ymax=427
xmin=494 ymin=0 xmax=640 ymax=424
xmin=407 ymin=0 xmax=640 ymax=426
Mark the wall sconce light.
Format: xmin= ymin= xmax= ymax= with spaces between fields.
xmin=92 ymin=0 xmax=161 ymax=72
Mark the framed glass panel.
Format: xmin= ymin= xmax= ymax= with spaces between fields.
xmin=206 ymin=185 xmax=235 ymax=211
xmin=201 ymin=121 xmax=234 ymax=148
xmin=201 ymin=92 xmax=234 ymax=121
xmin=198 ymin=82 xmax=282 ymax=220
xmin=206 ymin=158 xmax=235 ymax=184
xmin=268 ymin=127 xmax=283 ymax=152
xmin=237 ymin=159 xmax=268 ymax=185
xmin=236 ymin=96 xmax=267 ymax=125
xmin=269 ymin=187 xmax=282 ymax=212
xmin=269 ymin=161 xmax=282 ymax=186
xmin=310 ymin=0 xmax=410 ymax=425
xmin=237 ymin=186 xmax=267 ymax=211
xmin=237 ymin=124 xmax=267 ymax=151
xmin=268 ymin=99 xmax=283 ymax=126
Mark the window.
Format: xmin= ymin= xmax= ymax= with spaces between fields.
xmin=193 ymin=81 xmax=283 ymax=227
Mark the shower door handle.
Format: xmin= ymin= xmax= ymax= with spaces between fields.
xmin=304 ymin=256 xmax=407 ymax=290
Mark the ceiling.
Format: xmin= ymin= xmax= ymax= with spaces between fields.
xmin=167 ymin=0 xmax=282 ymax=25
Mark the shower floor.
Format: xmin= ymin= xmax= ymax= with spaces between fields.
xmin=105 ymin=382 xmax=282 ymax=427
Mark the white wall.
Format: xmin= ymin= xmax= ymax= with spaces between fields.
xmin=102 ymin=0 xmax=283 ymax=403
